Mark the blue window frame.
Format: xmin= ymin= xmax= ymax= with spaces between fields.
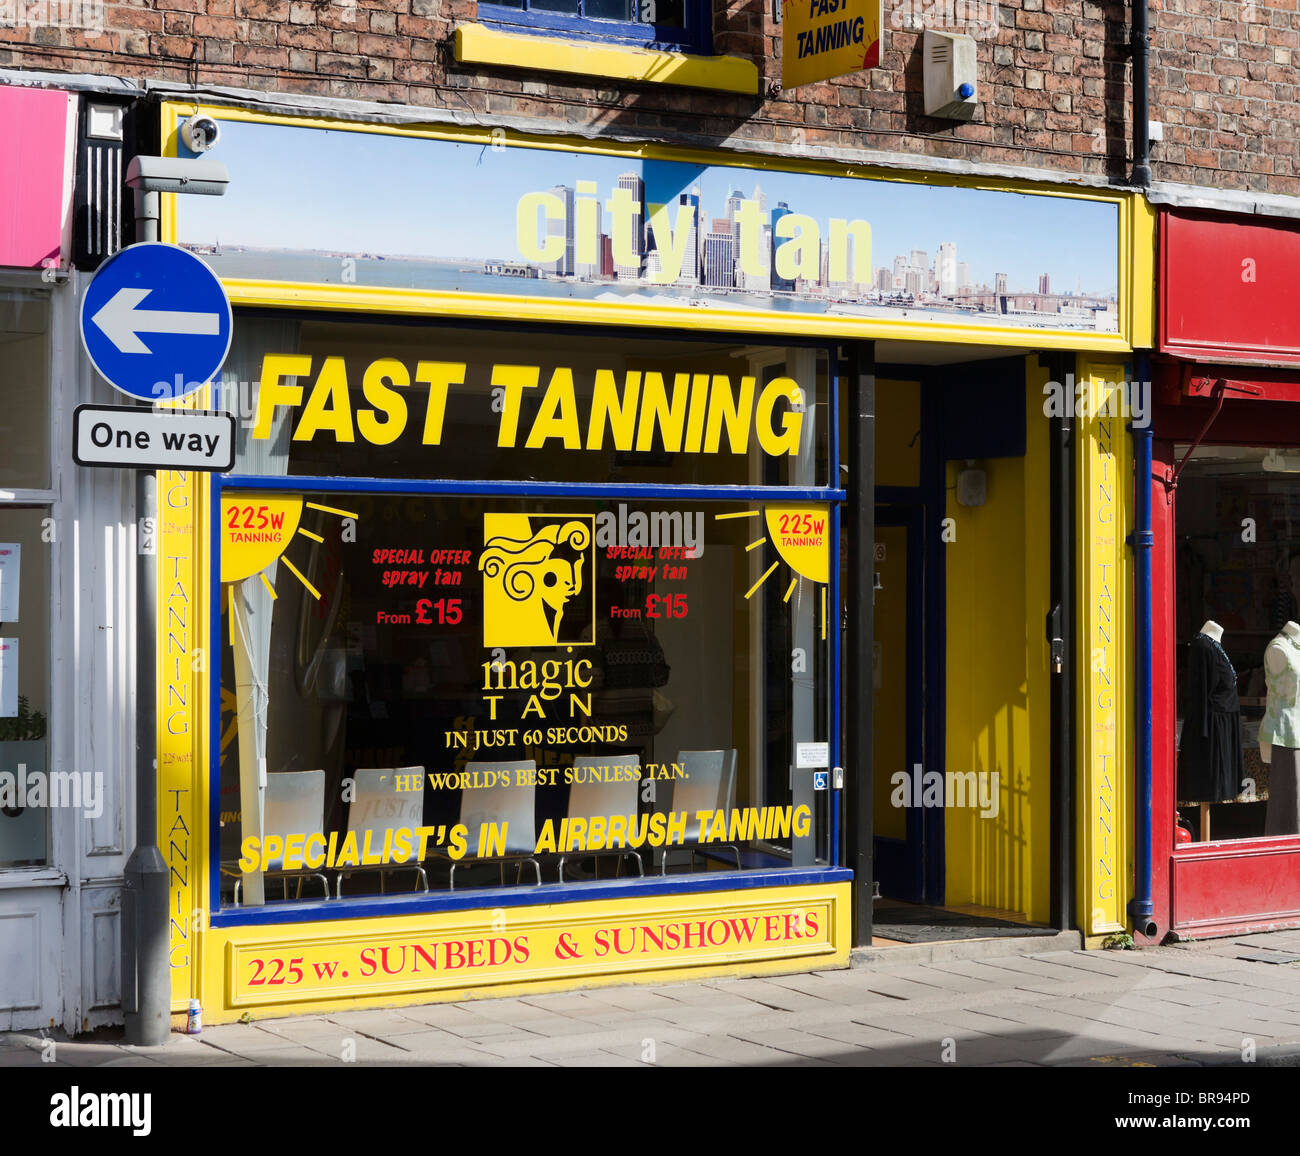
xmin=478 ymin=0 xmax=713 ymax=54
xmin=205 ymin=316 xmax=845 ymax=929
xmin=207 ymin=476 xmax=845 ymax=929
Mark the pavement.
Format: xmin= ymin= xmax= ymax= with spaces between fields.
xmin=8 ymin=929 xmax=1300 ymax=1067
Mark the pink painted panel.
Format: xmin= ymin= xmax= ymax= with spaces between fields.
xmin=0 ymin=86 xmax=74 ymax=269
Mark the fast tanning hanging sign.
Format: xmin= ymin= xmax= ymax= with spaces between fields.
xmin=783 ymin=0 xmax=882 ymax=89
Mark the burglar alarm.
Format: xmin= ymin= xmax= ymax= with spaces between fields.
xmin=957 ymin=463 xmax=987 ymax=506
xmin=923 ymin=30 xmax=979 ymax=120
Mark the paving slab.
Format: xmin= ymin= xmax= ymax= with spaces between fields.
xmin=727 ymin=1026 xmax=856 ymax=1059
xmin=317 ymin=1012 xmax=434 ymax=1039
xmin=801 ymin=1019 xmax=913 ymax=1048
xmin=580 ymin=987 xmax=696 ymax=1013
xmin=902 ymin=965 xmax=1012 ymax=994
xmin=372 ymin=1029 xmax=513 ymax=1064
xmin=677 ymin=1033 xmax=816 ymax=1064
xmin=708 ymin=977 xmax=841 ymax=1011
xmin=600 ymin=1038 xmax=705 ymax=1066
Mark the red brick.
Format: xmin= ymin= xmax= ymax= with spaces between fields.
xmin=0 ymin=0 xmax=1291 ymax=194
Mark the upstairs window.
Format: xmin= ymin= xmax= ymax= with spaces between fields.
xmin=478 ymin=0 xmax=712 ymax=54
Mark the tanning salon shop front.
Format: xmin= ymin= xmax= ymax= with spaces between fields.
xmin=146 ymin=102 xmax=1149 ymax=1024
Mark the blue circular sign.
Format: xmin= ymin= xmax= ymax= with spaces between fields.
xmin=80 ymin=242 xmax=232 ymax=402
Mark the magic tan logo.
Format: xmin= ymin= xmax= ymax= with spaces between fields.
xmin=479 ymin=514 xmax=594 ymax=647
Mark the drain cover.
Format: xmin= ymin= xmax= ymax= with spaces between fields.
xmin=1235 ymin=950 xmax=1300 ymax=964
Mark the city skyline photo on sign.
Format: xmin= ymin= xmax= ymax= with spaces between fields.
xmin=175 ymin=115 xmax=1121 ymax=334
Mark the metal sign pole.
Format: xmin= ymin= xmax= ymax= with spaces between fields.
xmin=121 ymin=186 xmax=169 ymax=1047
xmin=122 ymin=467 xmax=168 ymax=1045
xmin=94 ymin=156 xmax=229 ymax=1047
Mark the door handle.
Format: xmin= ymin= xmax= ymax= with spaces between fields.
xmin=1046 ymin=604 xmax=1064 ymax=675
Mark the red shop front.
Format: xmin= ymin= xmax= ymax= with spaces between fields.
xmin=1149 ymin=207 xmax=1300 ymax=940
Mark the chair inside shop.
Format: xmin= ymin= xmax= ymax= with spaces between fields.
xmin=442 ymin=759 xmax=542 ymax=890
xmin=233 ymin=769 xmax=332 ymax=904
xmin=658 ymin=749 xmax=741 ymax=874
xmin=557 ymin=751 xmax=645 ymax=882
xmin=334 ymin=766 xmax=430 ymax=897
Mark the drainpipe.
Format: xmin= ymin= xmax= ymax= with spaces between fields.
xmin=1128 ymin=350 xmax=1156 ymax=938
xmin=1132 ymin=0 xmax=1152 ymax=187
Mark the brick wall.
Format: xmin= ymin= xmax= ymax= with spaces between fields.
xmin=1147 ymin=0 xmax=1300 ymax=195
xmin=0 ymin=1 xmax=1136 ymax=182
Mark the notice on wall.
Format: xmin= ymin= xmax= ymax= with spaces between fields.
xmin=797 ymin=741 xmax=829 ymax=769
xmin=0 ymin=638 xmax=17 ymax=717
xmin=0 ymin=544 xmax=18 ymax=622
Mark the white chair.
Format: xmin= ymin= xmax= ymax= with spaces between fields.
xmin=558 ymin=752 xmax=645 ymax=881
xmin=659 ymin=749 xmax=742 ymax=874
xmin=446 ymin=759 xmax=541 ymax=889
xmin=234 ymin=769 xmax=331 ymax=904
xmin=335 ymin=766 xmax=430 ymax=897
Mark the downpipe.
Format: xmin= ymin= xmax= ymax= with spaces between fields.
xmin=1132 ymin=0 xmax=1151 ymax=187
xmin=1127 ymin=351 xmax=1156 ymax=939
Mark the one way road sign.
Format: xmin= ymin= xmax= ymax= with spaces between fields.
xmin=80 ymin=242 xmax=232 ymax=402
xmin=73 ymin=405 xmax=236 ymax=472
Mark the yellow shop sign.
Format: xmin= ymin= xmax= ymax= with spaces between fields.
xmin=783 ymin=0 xmax=882 ymax=89
xmin=220 ymin=884 xmax=849 ymax=1011
xmin=253 ymin=356 xmax=806 ymax=456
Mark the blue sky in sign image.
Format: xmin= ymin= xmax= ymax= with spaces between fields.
xmin=178 ymin=117 xmax=1119 ymax=297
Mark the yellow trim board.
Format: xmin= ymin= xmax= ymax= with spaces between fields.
xmin=1127 ymin=195 xmax=1157 ymax=350
xmin=1074 ymin=356 xmax=1135 ymax=941
xmin=454 ymin=22 xmax=760 ymax=95
xmin=198 ymin=882 xmax=851 ymax=1023
xmin=220 ymin=277 xmax=1135 ymax=353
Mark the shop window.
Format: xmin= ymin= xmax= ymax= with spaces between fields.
xmin=217 ymin=493 xmax=831 ymax=905
xmin=1175 ymin=446 xmax=1300 ymax=844
xmin=478 ymin=0 xmax=709 ymax=54
xmin=0 ymin=288 xmax=52 ymax=868
xmin=0 ymin=507 xmax=52 ymax=868
xmin=213 ymin=319 xmax=836 ymax=910
xmin=0 ymin=290 xmax=51 ymax=490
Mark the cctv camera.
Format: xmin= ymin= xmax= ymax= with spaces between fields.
xmin=182 ymin=116 xmax=221 ymax=154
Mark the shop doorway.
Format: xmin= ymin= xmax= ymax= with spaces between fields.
xmin=872 ymin=504 xmax=932 ymax=902
xmin=851 ymin=357 xmax=1061 ymax=943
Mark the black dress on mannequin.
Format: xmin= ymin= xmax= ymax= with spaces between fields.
xmin=1178 ymin=632 xmax=1244 ymax=801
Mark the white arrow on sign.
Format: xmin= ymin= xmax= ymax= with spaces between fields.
xmin=90 ymin=287 xmax=221 ymax=355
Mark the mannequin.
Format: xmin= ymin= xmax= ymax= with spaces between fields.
xmin=1260 ymin=620 xmax=1300 ymax=835
xmin=1178 ymin=619 xmax=1244 ymax=803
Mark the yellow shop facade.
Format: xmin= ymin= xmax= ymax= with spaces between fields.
xmin=150 ymin=100 xmax=1150 ymax=1024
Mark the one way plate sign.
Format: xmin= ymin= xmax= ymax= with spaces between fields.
xmin=73 ymin=405 xmax=235 ymax=472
